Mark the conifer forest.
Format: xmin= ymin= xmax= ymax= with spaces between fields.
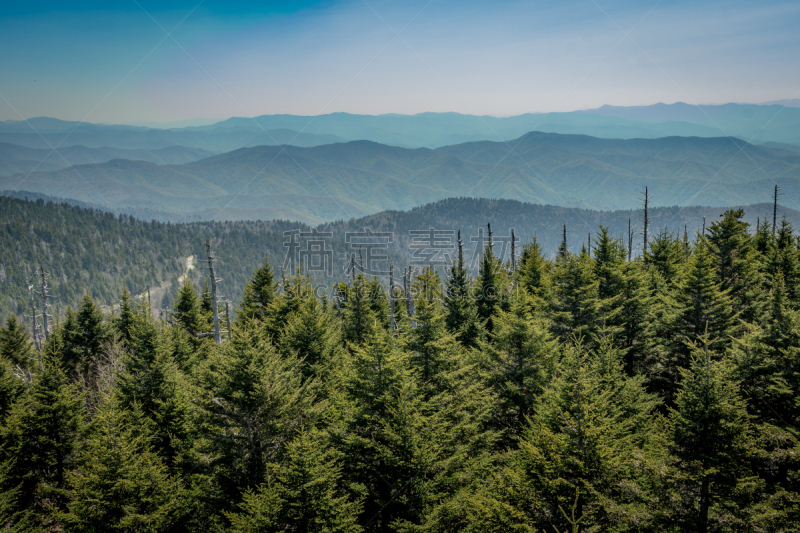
xmin=1 ymin=204 xmax=799 ymax=532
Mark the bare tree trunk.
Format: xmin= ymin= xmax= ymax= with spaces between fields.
xmin=27 ymin=278 xmax=41 ymax=352
xmin=205 ymin=239 xmax=221 ymax=344
xmin=642 ymin=186 xmax=650 ymax=254
xmin=39 ymin=266 xmax=51 ymax=342
xmin=389 ymin=264 xmax=396 ymax=334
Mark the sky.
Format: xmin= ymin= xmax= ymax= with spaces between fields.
xmin=1 ymin=0 xmax=799 ymax=124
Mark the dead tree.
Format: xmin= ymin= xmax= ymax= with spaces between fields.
xmin=39 ymin=266 xmax=51 ymax=342
xmin=510 ymin=229 xmax=517 ymax=272
xmin=773 ymin=184 xmax=782 ymax=235
xmin=588 ymin=233 xmax=592 ymax=256
xmin=26 ymin=277 xmax=41 ymax=352
xmin=627 ymin=218 xmax=633 ymax=262
xmin=204 ymin=239 xmax=222 ymax=344
xmin=702 ymin=216 xmax=706 ymax=236
xmin=642 ymin=186 xmax=650 ymax=254
xmin=225 ymin=300 xmax=232 ymax=341
xmin=684 ymin=225 xmax=689 ymax=260
xmin=389 ymin=264 xmax=396 ymax=334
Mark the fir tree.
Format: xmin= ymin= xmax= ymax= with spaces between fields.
xmin=478 ymin=294 xmax=557 ymax=442
xmin=666 ymin=340 xmax=752 ymax=532
xmin=237 ymin=255 xmax=277 ymax=326
xmin=114 ymin=286 xmax=135 ymax=345
xmin=550 ymin=253 xmax=601 ymax=342
xmin=171 ymin=280 xmax=203 ymax=338
xmin=707 ymin=209 xmax=765 ymax=322
xmin=444 ymin=233 xmax=484 ymax=348
xmin=198 ymin=329 xmax=320 ymax=503
xmin=645 ymin=228 xmax=685 ymax=284
xmin=228 ymin=429 xmax=362 ymax=533
xmin=63 ymin=396 xmax=185 ymax=532
xmin=0 ymin=352 xmax=85 ymax=529
xmin=0 ymin=315 xmax=34 ymax=371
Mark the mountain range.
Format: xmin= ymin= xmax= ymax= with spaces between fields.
xmin=3 ymin=102 xmax=800 ymax=153
xmin=1 ymin=131 xmax=797 ymax=224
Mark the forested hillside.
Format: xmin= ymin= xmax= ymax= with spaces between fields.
xmin=3 ymin=132 xmax=798 ymax=223
xmin=0 ymin=207 xmax=798 ymax=531
xmin=2 ymin=194 xmax=799 ymax=323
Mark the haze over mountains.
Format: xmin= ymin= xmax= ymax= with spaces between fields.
xmin=3 ymin=102 xmax=800 ymax=153
xmin=1 ymin=102 xmax=798 ymax=224
xmin=2 ymin=130 xmax=798 ymax=224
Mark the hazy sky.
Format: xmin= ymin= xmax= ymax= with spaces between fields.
xmin=1 ymin=0 xmax=799 ymax=124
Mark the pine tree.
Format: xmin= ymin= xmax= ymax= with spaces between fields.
xmin=63 ymin=396 xmax=185 ymax=532
xmin=228 ymin=429 xmax=362 ymax=533
xmin=0 ymin=315 xmax=34 ymax=370
xmin=666 ymin=340 xmax=752 ymax=532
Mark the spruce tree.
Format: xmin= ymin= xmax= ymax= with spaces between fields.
xmin=237 ymin=255 xmax=277 ymax=326
xmin=666 ymin=340 xmax=752 ymax=531
xmin=228 ymin=429 xmax=362 ymax=533
xmin=444 ymin=233 xmax=484 ymax=348
xmin=198 ymin=329 xmax=320 ymax=503
xmin=0 ymin=315 xmax=34 ymax=370
xmin=707 ymin=209 xmax=765 ymax=323
xmin=550 ymin=252 xmax=601 ymax=342
xmin=478 ymin=294 xmax=557 ymax=442
xmin=0 ymin=352 xmax=85 ymax=529
xmin=279 ymin=294 xmax=343 ymax=380
xmin=645 ymin=228 xmax=685 ymax=285
xmin=63 ymin=396 xmax=185 ymax=532
xmin=171 ymin=280 xmax=203 ymax=338
xmin=114 ymin=286 xmax=135 ymax=345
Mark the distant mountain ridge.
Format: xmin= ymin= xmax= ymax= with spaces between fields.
xmin=3 ymin=102 xmax=800 ymax=152
xmin=2 ymin=131 xmax=798 ymax=224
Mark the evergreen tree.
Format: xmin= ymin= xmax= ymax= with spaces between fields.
xmin=666 ymin=340 xmax=752 ymax=532
xmin=767 ymin=218 xmax=800 ymax=308
xmin=476 ymin=233 xmax=504 ymax=334
xmin=279 ymin=293 xmax=343 ymax=380
xmin=404 ymin=266 xmax=457 ymax=386
xmin=237 ymin=255 xmax=277 ymax=326
xmin=478 ymin=294 xmax=557 ymax=442
xmin=0 ymin=315 xmax=34 ymax=370
xmin=645 ymin=229 xmax=685 ymax=285
xmin=550 ymin=253 xmax=601 ymax=342
xmin=114 ymin=286 xmax=135 ymax=345
xmin=470 ymin=340 xmax=659 ymax=532
xmin=0 ymin=352 xmax=84 ymax=529
xmin=74 ymin=292 xmax=111 ymax=381
xmin=444 ymin=233 xmax=484 ymax=348
xmin=228 ymin=429 xmax=362 ymax=533
xmin=198 ymin=329 xmax=320 ymax=505
xmin=707 ymin=209 xmax=765 ymax=322
xmin=517 ymin=237 xmax=551 ymax=305
xmin=63 ymin=396 xmax=185 ymax=532
xmin=343 ymin=273 xmax=380 ymax=347
xmin=171 ymin=281 xmax=203 ymax=338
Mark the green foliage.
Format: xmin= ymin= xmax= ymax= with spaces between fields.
xmin=2 ymin=197 xmax=800 ymax=531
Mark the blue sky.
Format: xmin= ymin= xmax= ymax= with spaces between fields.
xmin=1 ymin=0 xmax=798 ymax=123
